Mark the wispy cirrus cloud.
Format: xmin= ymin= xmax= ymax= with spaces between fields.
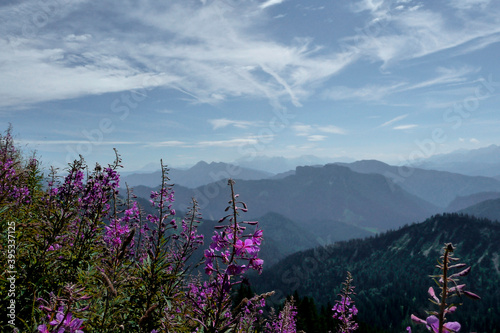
xmin=348 ymin=0 xmax=500 ymax=66
xmin=450 ymin=0 xmax=491 ymax=10
xmin=380 ymin=114 xmax=408 ymax=127
xmin=260 ymin=0 xmax=287 ymax=10
xmin=324 ymin=65 xmax=480 ymax=102
xmin=209 ymin=118 xmax=261 ymax=130
xmin=307 ymin=135 xmax=327 ymax=142
xmin=0 ymin=0 xmax=356 ymax=109
xmin=197 ymin=135 xmax=273 ymax=147
xmin=17 ymin=139 xmax=139 ymax=145
xmin=292 ymin=123 xmax=347 ymax=142
xmin=393 ymin=124 xmax=417 ymax=130
xmin=146 ymin=141 xmax=187 ymax=147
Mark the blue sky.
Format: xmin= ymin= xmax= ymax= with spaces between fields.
xmin=1 ymin=0 xmax=499 ymax=172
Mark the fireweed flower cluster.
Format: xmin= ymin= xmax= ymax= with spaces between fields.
xmin=332 ymin=271 xmax=358 ymax=333
xmin=233 ymin=292 xmax=274 ymax=332
xmin=409 ymin=243 xmax=480 ymax=333
xmin=264 ymin=297 xmax=298 ymax=333
xmin=37 ymin=284 xmax=91 ymax=333
xmin=0 ymin=131 xmax=31 ymax=206
xmin=186 ymin=179 xmax=264 ymax=332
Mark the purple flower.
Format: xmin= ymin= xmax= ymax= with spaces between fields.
xmin=235 ymin=238 xmax=256 ymax=255
xmin=426 ymin=315 xmax=461 ymax=332
xmin=37 ymin=325 xmax=50 ymax=333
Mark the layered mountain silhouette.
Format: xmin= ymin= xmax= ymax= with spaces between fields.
xmin=133 ymin=164 xmax=439 ymax=232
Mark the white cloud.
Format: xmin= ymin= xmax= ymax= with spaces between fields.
xmin=197 ymin=135 xmax=273 ymax=147
xmin=0 ymin=0 xmax=361 ymax=109
xmin=380 ymin=114 xmax=408 ymax=127
xmin=209 ymin=118 xmax=260 ymax=130
xmin=18 ymin=140 xmax=138 ymax=145
xmin=325 ymin=66 xmax=479 ymax=102
xmin=1 ymin=0 xmax=499 ymax=112
xmin=470 ymin=138 xmax=480 ymax=144
xmin=450 ymin=0 xmax=491 ymax=10
xmin=318 ymin=125 xmax=347 ymax=135
xmin=64 ymin=34 xmax=92 ymax=42
xmin=401 ymin=66 xmax=478 ymax=91
xmin=348 ymin=0 xmax=500 ymax=67
xmin=393 ymin=124 xmax=417 ymax=130
xmin=308 ymin=135 xmax=327 ymax=142
xmin=260 ymin=0 xmax=287 ymax=10
xmin=0 ymin=38 xmax=178 ymax=107
xmin=292 ymin=124 xmax=313 ymax=136
xmin=292 ymin=123 xmax=347 ymax=142
xmin=145 ymin=141 xmax=187 ymax=147
xmin=324 ymin=83 xmax=406 ymax=101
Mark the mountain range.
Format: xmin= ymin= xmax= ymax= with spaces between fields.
xmin=412 ymin=144 xmax=500 ymax=177
xmin=234 ymin=155 xmax=353 ymax=174
xmin=336 ymin=160 xmax=500 ymax=208
xmin=132 ymin=164 xmax=439 ymax=232
xmin=122 ymin=161 xmax=273 ymax=188
xmin=126 ymin=155 xmax=500 ymax=236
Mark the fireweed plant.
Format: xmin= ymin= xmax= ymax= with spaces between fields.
xmin=264 ymin=297 xmax=298 ymax=333
xmin=408 ymin=243 xmax=480 ymax=333
xmin=0 ymin=129 xmax=485 ymax=332
xmin=36 ymin=284 xmax=91 ymax=333
xmin=332 ymin=272 xmax=358 ymax=333
xmin=185 ymin=179 xmax=267 ymax=332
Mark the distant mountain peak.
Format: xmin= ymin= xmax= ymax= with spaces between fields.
xmin=193 ymin=160 xmax=209 ymax=167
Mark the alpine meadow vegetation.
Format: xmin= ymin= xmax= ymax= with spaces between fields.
xmin=0 ymin=128 xmax=484 ymax=332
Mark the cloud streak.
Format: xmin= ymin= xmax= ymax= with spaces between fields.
xmin=393 ymin=124 xmax=417 ymax=130
xmin=380 ymin=114 xmax=408 ymax=127
xmin=260 ymin=0 xmax=287 ymax=10
xmin=209 ymin=118 xmax=262 ymax=130
xmin=292 ymin=123 xmax=347 ymax=142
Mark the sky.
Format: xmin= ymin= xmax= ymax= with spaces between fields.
xmin=1 ymin=0 xmax=499 ymax=172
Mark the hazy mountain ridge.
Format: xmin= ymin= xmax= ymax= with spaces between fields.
xmin=459 ymin=198 xmax=500 ymax=222
xmin=122 ymin=161 xmax=274 ymax=188
xmin=134 ymin=164 xmax=439 ymax=232
xmin=338 ymin=160 xmax=500 ymax=207
xmin=234 ymin=155 xmax=353 ymax=174
xmin=413 ymin=144 xmax=500 ymax=177
xmin=446 ymin=191 xmax=500 ymax=212
xmin=256 ymin=213 xmax=500 ymax=332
